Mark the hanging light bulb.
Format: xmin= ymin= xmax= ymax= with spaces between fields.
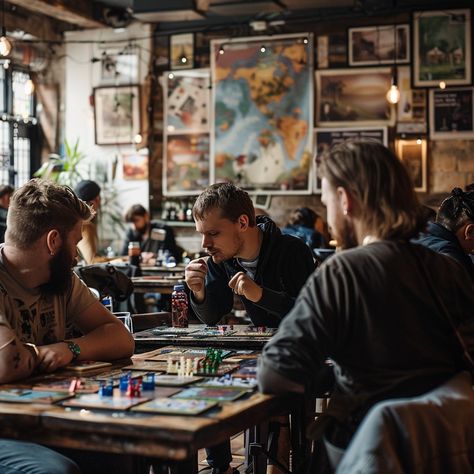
xmin=386 ymin=83 xmax=401 ymax=104
xmin=260 ymin=45 xmax=266 ymax=53
xmin=0 ymin=34 xmax=11 ymax=57
xmin=219 ymin=45 xmax=225 ymax=55
xmin=439 ymin=81 xmax=446 ymax=90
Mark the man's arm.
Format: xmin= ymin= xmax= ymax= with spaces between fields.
xmin=37 ymin=301 xmax=135 ymax=373
xmin=0 ymin=326 xmax=39 ymax=383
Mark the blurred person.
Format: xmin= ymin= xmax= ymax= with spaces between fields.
xmin=415 ymin=187 xmax=474 ymax=281
xmin=74 ymin=180 xmax=101 ymax=264
xmin=0 ymin=184 xmax=14 ymax=243
xmin=281 ymin=206 xmax=327 ymax=249
xmin=121 ymin=204 xmax=180 ymax=264
xmin=259 ymin=140 xmax=474 ymax=469
xmin=185 ymin=182 xmax=315 ymax=474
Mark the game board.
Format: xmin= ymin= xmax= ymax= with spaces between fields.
xmin=132 ymin=398 xmax=217 ymax=416
xmin=62 ymin=391 xmax=151 ymax=410
xmin=33 ymin=377 xmax=100 ymax=394
xmin=154 ymin=375 xmax=203 ymax=386
xmin=0 ymin=389 xmax=73 ymax=404
xmin=196 ymin=377 xmax=258 ymax=390
xmin=63 ymin=361 xmax=113 ymax=372
xmin=173 ymin=386 xmax=247 ymax=402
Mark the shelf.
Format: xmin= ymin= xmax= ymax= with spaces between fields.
xmin=162 ymin=221 xmax=195 ymax=227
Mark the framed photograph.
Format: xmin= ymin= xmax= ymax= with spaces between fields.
xmin=429 ymin=87 xmax=474 ymax=140
xmin=348 ymin=24 xmax=410 ymax=66
xmin=163 ymin=69 xmax=211 ymax=195
xmin=317 ymin=33 xmax=347 ymax=68
xmin=100 ymin=45 xmax=140 ymax=84
xmin=413 ymin=9 xmax=471 ymax=87
xmin=211 ymin=33 xmax=314 ymax=194
xmin=396 ymin=66 xmax=427 ymax=134
xmin=122 ymin=150 xmax=148 ymax=180
xmin=164 ymin=133 xmax=210 ymax=196
xmin=314 ymin=127 xmax=388 ymax=192
xmin=164 ymin=69 xmax=210 ymax=133
xmin=170 ymin=33 xmax=194 ymax=70
xmin=316 ymin=68 xmax=394 ymax=126
xmin=396 ymin=139 xmax=427 ymax=192
xmin=93 ymin=85 xmax=140 ymax=145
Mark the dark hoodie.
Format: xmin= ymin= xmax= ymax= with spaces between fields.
xmin=190 ymin=216 xmax=316 ymax=327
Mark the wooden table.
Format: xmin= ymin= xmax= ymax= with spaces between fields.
xmin=140 ymin=264 xmax=186 ymax=277
xmin=131 ymin=276 xmax=183 ymax=294
xmin=134 ymin=324 xmax=277 ymax=351
xmin=0 ymin=352 xmax=294 ymax=474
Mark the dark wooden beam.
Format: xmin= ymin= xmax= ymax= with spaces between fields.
xmin=5 ymin=9 xmax=65 ymax=42
xmin=6 ymin=0 xmax=106 ymax=29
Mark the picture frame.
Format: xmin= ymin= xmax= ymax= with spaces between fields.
xmin=429 ymin=87 xmax=474 ymax=140
xmin=316 ymin=68 xmax=394 ymax=127
xmin=170 ymin=33 xmax=194 ymax=70
xmin=313 ymin=127 xmax=388 ymax=192
xmin=396 ymin=139 xmax=427 ymax=192
xmin=211 ymin=33 xmax=314 ymax=194
xmin=348 ymin=24 xmax=410 ymax=66
xmin=317 ymin=33 xmax=347 ymax=68
xmin=396 ymin=66 xmax=427 ymax=134
xmin=93 ymin=85 xmax=140 ymax=145
xmin=162 ymin=69 xmax=211 ymax=196
xmin=413 ymin=9 xmax=471 ymax=87
xmin=99 ymin=45 xmax=140 ymax=84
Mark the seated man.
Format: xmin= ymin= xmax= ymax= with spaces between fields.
xmin=415 ymin=187 xmax=474 ymax=281
xmin=0 ymin=179 xmax=135 ymax=472
xmin=185 ymin=183 xmax=315 ymax=474
xmin=121 ymin=204 xmax=180 ymax=264
xmin=258 ymin=140 xmax=474 ymax=468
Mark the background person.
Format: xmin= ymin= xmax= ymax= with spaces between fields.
xmin=258 ymin=140 xmax=474 ymax=468
xmin=74 ymin=180 xmax=101 ymax=264
xmin=415 ymin=187 xmax=474 ymax=281
xmin=121 ymin=204 xmax=180 ymax=264
xmin=281 ymin=206 xmax=327 ymax=249
xmin=0 ymin=184 xmax=14 ymax=243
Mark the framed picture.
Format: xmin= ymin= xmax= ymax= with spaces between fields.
xmin=396 ymin=139 xmax=427 ymax=192
xmin=164 ymin=133 xmax=210 ymax=196
xmin=317 ymin=33 xmax=347 ymax=68
xmin=348 ymin=24 xmax=410 ymax=66
xmin=163 ymin=69 xmax=211 ymax=195
xmin=211 ymin=33 xmax=314 ymax=194
xmin=100 ymin=45 xmax=140 ymax=84
xmin=93 ymin=85 xmax=140 ymax=145
xmin=413 ymin=9 xmax=471 ymax=87
xmin=170 ymin=33 xmax=194 ymax=70
xmin=316 ymin=68 xmax=394 ymax=126
xmin=396 ymin=66 xmax=427 ymax=134
xmin=429 ymin=87 xmax=474 ymax=140
xmin=314 ymin=127 xmax=388 ymax=192
xmin=122 ymin=150 xmax=148 ymax=180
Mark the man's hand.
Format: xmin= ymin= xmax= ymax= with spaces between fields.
xmin=185 ymin=258 xmax=208 ymax=302
xmin=37 ymin=343 xmax=74 ymax=373
xmin=228 ymin=271 xmax=263 ymax=303
xmin=141 ymin=252 xmax=155 ymax=265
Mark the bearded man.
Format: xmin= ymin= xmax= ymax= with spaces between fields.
xmin=0 ymin=179 xmax=134 ymax=381
xmin=258 ymin=140 xmax=474 ymax=470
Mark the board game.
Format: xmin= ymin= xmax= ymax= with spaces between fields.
xmin=174 ymin=386 xmax=247 ymax=402
xmin=131 ymin=398 xmax=217 ymax=415
xmin=0 ymin=389 xmax=73 ymax=404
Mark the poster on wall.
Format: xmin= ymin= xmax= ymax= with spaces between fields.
xmin=315 ymin=68 xmax=394 ymax=127
xmin=396 ymin=139 xmax=427 ymax=192
xmin=122 ymin=150 xmax=148 ymax=180
xmin=163 ymin=69 xmax=211 ymax=195
xmin=211 ymin=33 xmax=314 ymax=194
xmin=429 ymin=88 xmax=474 ymax=140
xmin=413 ymin=9 xmax=471 ymax=87
xmin=313 ymin=127 xmax=388 ymax=192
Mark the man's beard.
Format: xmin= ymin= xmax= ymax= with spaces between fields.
xmin=335 ymin=218 xmax=358 ymax=250
xmin=40 ymin=246 xmax=74 ymax=296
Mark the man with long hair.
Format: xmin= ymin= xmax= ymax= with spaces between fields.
xmin=259 ymin=140 xmax=474 ymax=469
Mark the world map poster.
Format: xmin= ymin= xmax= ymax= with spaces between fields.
xmin=211 ymin=34 xmax=313 ymax=193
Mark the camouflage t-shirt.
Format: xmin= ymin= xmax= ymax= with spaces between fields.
xmin=0 ymin=247 xmax=98 ymax=344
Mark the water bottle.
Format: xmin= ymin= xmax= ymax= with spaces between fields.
xmin=171 ymin=284 xmax=189 ymax=328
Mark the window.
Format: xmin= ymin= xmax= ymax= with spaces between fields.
xmin=0 ymin=63 xmax=38 ymax=187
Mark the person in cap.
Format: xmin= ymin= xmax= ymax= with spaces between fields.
xmin=0 ymin=184 xmax=14 ymax=244
xmin=74 ymin=180 xmax=101 ymax=264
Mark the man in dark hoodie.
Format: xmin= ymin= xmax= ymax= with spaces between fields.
xmin=184 ymin=182 xmax=315 ymax=473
